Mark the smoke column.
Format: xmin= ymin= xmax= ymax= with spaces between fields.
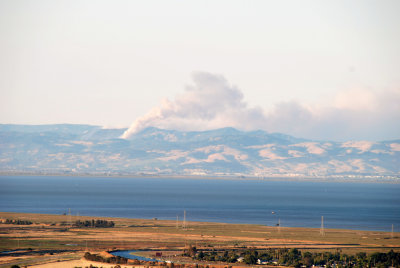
xmin=121 ymin=72 xmax=266 ymax=138
xmin=122 ymin=72 xmax=400 ymax=141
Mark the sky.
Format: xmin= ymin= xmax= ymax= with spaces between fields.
xmin=1 ymin=0 xmax=399 ymax=141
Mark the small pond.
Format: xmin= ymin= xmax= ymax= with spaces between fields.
xmin=110 ymin=250 xmax=161 ymax=262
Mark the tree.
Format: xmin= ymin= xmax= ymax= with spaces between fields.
xmin=287 ymin=248 xmax=301 ymax=265
xmin=243 ymin=253 xmax=257 ymax=264
xmin=197 ymin=251 xmax=204 ymax=259
xmin=187 ymin=246 xmax=197 ymax=257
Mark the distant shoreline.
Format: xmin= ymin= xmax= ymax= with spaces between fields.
xmin=1 ymin=172 xmax=399 ymax=183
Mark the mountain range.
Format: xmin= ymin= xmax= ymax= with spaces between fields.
xmin=0 ymin=124 xmax=399 ymax=179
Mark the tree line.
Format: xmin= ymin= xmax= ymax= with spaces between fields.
xmin=74 ymin=219 xmax=114 ymax=228
xmin=191 ymin=247 xmax=400 ymax=267
xmin=3 ymin=219 xmax=33 ymax=225
xmin=84 ymin=252 xmax=128 ymax=264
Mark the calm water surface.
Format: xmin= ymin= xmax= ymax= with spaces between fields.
xmin=0 ymin=176 xmax=399 ymax=231
xmin=110 ymin=250 xmax=160 ymax=261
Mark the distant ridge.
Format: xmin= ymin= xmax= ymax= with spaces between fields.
xmin=0 ymin=124 xmax=399 ymax=179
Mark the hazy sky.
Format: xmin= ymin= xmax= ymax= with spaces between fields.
xmin=1 ymin=0 xmax=399 ymax=141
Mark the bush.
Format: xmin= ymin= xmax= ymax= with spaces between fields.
xmin=74 ymin=219 xmax=114 ymax=228
xmin=83 ymin=252 xmax=128 ymax=265
xmin=5 ymin=219 xmax=32 ymax=225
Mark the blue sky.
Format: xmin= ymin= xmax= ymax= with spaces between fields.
xmin=1 ymin=0 xmax=399 ymax=141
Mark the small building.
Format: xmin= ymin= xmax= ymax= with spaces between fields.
xmin=155 ymin=252 xmax=163 ymax=258
xmin=237 ymin=257 xmax=245 ymax=263
xmin=257 ymin=259 xmax=269 ymax=265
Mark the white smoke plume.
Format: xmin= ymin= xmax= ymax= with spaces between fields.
xmin=122 ymin=72 xmax=400 ymax=141
xmin=262 ymin=87 xmax=400 ymax=141
xmin=121 ymin=72 xmax=266 ymax=138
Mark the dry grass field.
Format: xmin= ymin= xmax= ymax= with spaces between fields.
xmin=0 ymin=212 xmax=399 ymax=267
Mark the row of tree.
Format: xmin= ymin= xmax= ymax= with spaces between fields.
xmin=3 ymin=219 xmax=33 ymax=225
xmin=192 ymin=248 xmax=400 ymax=267
xmin=84 ymin=252 xmax=128 ymax=264
xmin=74 ymin=219 xmax=115 ymax=228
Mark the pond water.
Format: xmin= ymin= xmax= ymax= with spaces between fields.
xmin=109 ymin=250 xmax=161 ymax=262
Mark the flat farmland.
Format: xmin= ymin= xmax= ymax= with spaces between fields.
xmin=0 ymin=212 xmax=399 ymax=267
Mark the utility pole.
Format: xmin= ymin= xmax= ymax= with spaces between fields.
xmin=68 ymin=208 xmax=72 ymax=226
xmin=278 ymin=218 xmax=281 ymax=234
xmin=391 ymin=224 xmax=394 ymax=239
xmin=320 ymin=216 xmax=325 ymax=236
xmin=183 ymin=210 xmax=186 ymax=229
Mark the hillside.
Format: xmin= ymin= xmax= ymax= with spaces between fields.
xmin=0 ymin=124 xmax=399 ymax=178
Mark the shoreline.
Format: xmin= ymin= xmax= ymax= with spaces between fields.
xmin=1 ymin=172 xmax=399 ymax=184
xmin=1 ymin=177 xmax=399 ymax=232
xmin=0 ymin=211 xmax=398 ymax=234
xmin=0 ymin=210 xmax=396 ymax=233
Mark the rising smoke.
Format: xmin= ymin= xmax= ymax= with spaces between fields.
xmin=122 ymin=72 xmax=400 ymax=141
xmin=121 ymin=72 xmax=267 ymax=138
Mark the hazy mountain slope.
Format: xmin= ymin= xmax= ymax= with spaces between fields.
xmin=0 ymin=124 xmax=399 ymax=178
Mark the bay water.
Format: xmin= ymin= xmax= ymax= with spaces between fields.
xmin=0 ymin=175 xmax=399 ymax=232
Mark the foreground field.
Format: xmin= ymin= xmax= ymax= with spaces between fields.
xmin=0 ymin=212 xmax=399 ymax=267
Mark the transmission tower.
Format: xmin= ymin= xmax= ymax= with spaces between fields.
xmin=278 ymin=218 xmax=281 ymax=234
xmin=392 ymin=224 xmax=394 ymax=239
xmin=183 ymin=210 xmax=186 ymax=229
xmin=320 ymin=216 xmax=325 ymax=236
